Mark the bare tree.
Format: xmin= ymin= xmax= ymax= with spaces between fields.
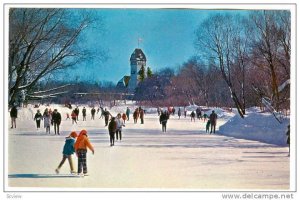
xmin=195 ymin=14 xmax=247 ymax=118
xmin=249 ymin=10 xmax=290 ymax=110
xmin=9 ymin=8 xmax=96 ymax=106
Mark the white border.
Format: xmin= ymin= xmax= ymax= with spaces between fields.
xmin=1 ymin=1 xmax=298 ymax=198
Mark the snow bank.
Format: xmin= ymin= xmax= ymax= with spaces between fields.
xmin=219 ymin=108 xmax=290 ymax=146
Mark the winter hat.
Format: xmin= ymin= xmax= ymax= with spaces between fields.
xmin=80 ymin=129 xmax=87 ymax=135
xmin=69 ymin=131 xmax=78 ymax=138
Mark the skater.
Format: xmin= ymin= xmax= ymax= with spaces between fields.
xmin=172 ymin=107 xmax=176 ymax=115
xmin=178 ymin=107 xmax=181 ymax=119
xmin=206 ymin=119 xmax=211 ymax=133
xmin=52 ymin=109 xmax=62 ymax=135
xmin=55 ymin=131 xmax=78 ymax=174
xmin=34 ymin=110 xmax=43 ymax=129
xmin=108 ymin=117 xmax=117 ymax=146
xmin=196 ymin=107 xmax=201 ymax=120
xmin=74 ymin=106 xmax=79 ymax=121
xmin=160 ymin=110 xmax=169 ymax=132
xmin=209 ymin=110 xmax=218 ymax=134
xmin=286 ymin=125 xmax=290 ymax=156
xmin=82 ymin=107 xmax=87 ymax=121
xmin=122 ymin=113 xmax=127 ymax=124
xmin=139 ymin=107 xmax=144 ymax=124
xmin=133 ymin=108 xmax=139 ymax=124
xmin=71 ymin=110 xmax=77 ymax=124
xmin=10 ymin=105 xmax=18 ymax=129
xmin=99 ymin=107 xmax=104 ymax=119
xmin=43 ymin=109 xmax=51 ymax=134
xmin=126 ymin=107 xmax=130 ymax=121
xmin=91 ymin=107 xmax=96 ymax=120
xmin=103 ymin=108 xmax=112 ymax=126
xmin=116 ymin=113 xmax=125 ymax=141
xmin=74 ymin=130 xmax=94 ymax=175
xmin=184 ymin=106 xmax=187 ymax=118
xmin=203 ymin=113 xmax=208 ymax=122
xmin=190 ymin=111 xmax=196 ymax=122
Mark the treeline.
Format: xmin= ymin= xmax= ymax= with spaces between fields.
xmin=26 ymin=80 xmax=118 ymax=105
xmin=135 ymin=11 xmax=290 ymax=117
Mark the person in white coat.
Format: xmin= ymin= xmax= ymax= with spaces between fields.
xmin=116 ymin=113 xmax=125 ymax=141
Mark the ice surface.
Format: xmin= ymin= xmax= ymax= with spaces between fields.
xmin=7 ymin=104 xmax=290 ymax=190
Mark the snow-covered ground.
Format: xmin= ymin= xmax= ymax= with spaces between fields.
xmin=219 ymin=107 xmax=290 ymax=146
xmin=7 ymin=104 xmax=290 ymax=190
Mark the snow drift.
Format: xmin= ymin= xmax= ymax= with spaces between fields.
xmin=219 ymin=108 xmax=290 ymax=146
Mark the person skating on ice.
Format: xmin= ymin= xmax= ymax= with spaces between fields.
xmin=74 ymin=130 xmax=94 ymax=176
xmin=55 ymin=131 xmax=78 ymax=174
xmin=209 ymin=110 xmax=218 ymax=134
xmin=10 ymin=105 xmax=18 ymax=129
xmin=159 ymin=110 xmax=169 ymax=132
xmin=108 ymin=117 xmax=117 ymax=146
xmin=34 ymin=110 xmax=43 ymax=130
xmin=82 ymin=107 xmax=87 ymax=121
xmin=71 ymin=110 xmax=77 ymax=124
xmin=103 ymin=108 xmax=112 ymax=126
xmin=43 ymin=109 xmax=51 ymax=134
xmin=116 ymin=113 xmax=125 ymax=141
xmin=52 ymin=109 xmax=62 ymax=135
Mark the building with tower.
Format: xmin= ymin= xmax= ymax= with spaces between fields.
xmin=116 ymin=48 xmax=147 ymax=93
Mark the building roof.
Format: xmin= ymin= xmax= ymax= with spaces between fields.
xmin=116 ymin=75 xmax=131 ymax=89
xmin=130 ymin=48 xmax=147 ymax=62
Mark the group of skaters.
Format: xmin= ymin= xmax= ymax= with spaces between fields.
xmin=10 ymin=105 xmax=62 ymax=135
xmin=157 ymin=106 xmax=218 ymax=134
xmin=33 ymin=108 xmax=62 ymax=135
xmin=55 ymin=129 xmax=94 ymax=176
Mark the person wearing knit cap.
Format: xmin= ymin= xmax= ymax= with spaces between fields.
xmin=74 ymin=130 xmax=94 ymax=175
xmin=55 ymin=131 xmax=78 ymax=174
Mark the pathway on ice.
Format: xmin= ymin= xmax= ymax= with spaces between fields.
xmin=8 ymin=113 xmax=289 ymax=190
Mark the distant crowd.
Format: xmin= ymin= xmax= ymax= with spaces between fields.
xmin=9 ymin=103 xmax=221 ymax=176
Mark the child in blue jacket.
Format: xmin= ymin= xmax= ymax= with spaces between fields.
xmin=55 ymin=131 xmax=78 ymax=174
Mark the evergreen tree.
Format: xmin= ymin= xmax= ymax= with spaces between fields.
xmin=147 ymin=67 xmax=153 ymax=78
xmin=138 ymin=65 xmax=146 ymax=81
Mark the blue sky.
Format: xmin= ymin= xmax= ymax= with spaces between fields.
xmin=60 ymin=9 xmax=243 ymax=84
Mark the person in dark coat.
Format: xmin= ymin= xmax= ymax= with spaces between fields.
xmin=82 ymin=107 xmax=87 ymax=121
xmin=108 ymin=117 xmax=117 ymax=146
xmin=34 ymin=110 xmax=43 ymax=129
xmin=190 ymin=111 xmax=196 ymax=122
xmin=159 ymin=111 xmax=169 ymax=132
xmin=71 ymin=110 xmax=77 ymax=124
xmin=206 ymin=119 xmax=211 ymax=133
xmin=91 ymin=107 xmax=96 ymax=120
xmin=10 ymin=105 xmax=18 ymax=129
xmin=139 ymin=107 xmax=144 ymax=124
xmin=178 ymin=107 xmax=181 ymax=119
xmin=133 ymin=108 xmax=139 ymax=124
xmin=126 ymin=107 xmax=130 ymax=121
xmin=172 ymin=107 xmax=176 ymax=115
xmin=52 ymin=109 xmax=62 ymax=135
xmin=74 ymin=107 xmax=80 ymax=121
xmin=103 ymin=108 xmax=112 ymax=126
xmin=209 ymin=110 xmax=218 ymax=134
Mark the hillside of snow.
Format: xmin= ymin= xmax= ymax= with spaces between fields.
xmin=219 ymin=108 xmax=290 ymax=146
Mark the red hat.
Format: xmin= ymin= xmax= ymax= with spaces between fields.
xmin=80 ymin=129 xmax=87 ymax=135
xmin=69 ymin=131 xmax=78 ymax=138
